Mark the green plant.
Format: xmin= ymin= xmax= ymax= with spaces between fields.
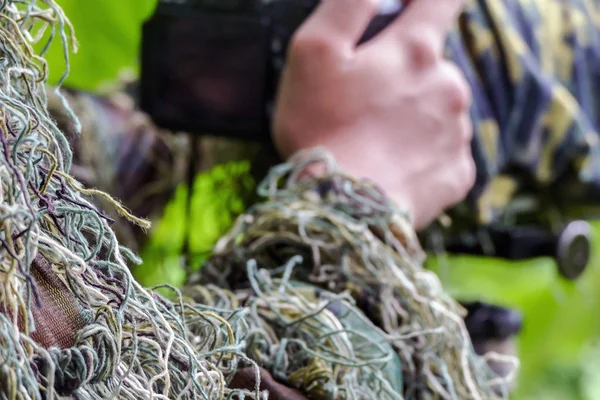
xmin=43 ymin=0 xmax=157 ymax=91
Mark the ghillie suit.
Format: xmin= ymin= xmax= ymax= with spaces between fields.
xmin=187 ymin=150 xmax=517 ymax=398
xmin=0 ymin=3 xmax=249 ymax=397
xmin=41 ymin=84 xmax=526 ymax=394
xmin=44 ymin=86 xmax=191 ymax=253
xmin=45 ymin=83 xmax=266 ymax=254
xmin=0 ymin=1 xmax=508 ymax=398
xmin=21 ymin=1 xmax=600 ymax=396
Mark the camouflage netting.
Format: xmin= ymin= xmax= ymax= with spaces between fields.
xmin=189 ymin=149 xmax=517 ymax=399
xmin=44 ymin=82 xmax=265 ymax=255
xmin=45 ymin=85 xmax=192 ymax=254
xmin=0 ymin=2 xmax=249 ymax=398
xmin=0 ymin=1 xmax=514 ymax=399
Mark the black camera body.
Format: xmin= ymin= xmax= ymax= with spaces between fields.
xmin=139 ymin=0 xmax=402 ymax=141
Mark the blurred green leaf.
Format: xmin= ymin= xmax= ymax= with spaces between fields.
xmin=45 ymin=0 xmax=158 ymax=91
xmin=581 ymin=342 xmax=600 ymax=400
xmin=134 ymin=161 xmax=255 ymax=286
xmin=188 ymin=161 xmax=255 ymax=257
xmin=133 ymin=185 xmax=188 ymax=288
xmin=426 ymin=221 xmax=600 ymax=399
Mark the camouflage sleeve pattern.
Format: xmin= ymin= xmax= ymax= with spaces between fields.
xmin=448 ymin=0 xmax=600 ymax=223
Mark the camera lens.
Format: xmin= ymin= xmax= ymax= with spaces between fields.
xmin=556 ymin=220 xmax=592 ymax=280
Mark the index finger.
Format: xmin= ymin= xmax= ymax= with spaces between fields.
xmin=391 ymin=0 xmax=465 ymax=39
xmin=296 ymin=0 xmax=379 ymax=53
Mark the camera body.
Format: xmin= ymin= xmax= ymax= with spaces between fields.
xmin=139 ymin=0 xmax=402 ymax=141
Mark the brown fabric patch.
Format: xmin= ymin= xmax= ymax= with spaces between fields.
xmin=20 ymin=254 xmax=87 ymax=349
xmin=229 ymin=368 xmax=309 ymax=400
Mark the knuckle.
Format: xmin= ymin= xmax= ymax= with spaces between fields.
xmin=404 ymin=30 xmax=439 ymax=68
xmin=445 ymin=116 xmax=472 ymax=152
xmin=440 ymin=63 xmax=472 ymax=112
xmin=447 ymin=156 xmax=476 ymax=204
xmin=458 ymin=157 xmax=477 ymax=195
xmin=453 ymin=114 xmax=473 ymax=145
xmin=461 ymin=115 xmax=474 ymax=143
xmin=289 ymin=31 xmax=335 ymax=60
xmin=463 ymin=158 xmax=477 ymax=189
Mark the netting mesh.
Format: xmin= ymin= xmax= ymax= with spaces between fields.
xmin=0 ymin=1 xmax=512 ymax=399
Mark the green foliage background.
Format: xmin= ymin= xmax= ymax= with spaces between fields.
xmin=41 ymin=0 xmax=157 ymax=92
xmin=49 ymin=1 xmax=600 ymax=398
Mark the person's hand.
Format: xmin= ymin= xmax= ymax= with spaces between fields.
xmin=272 ymin=0 xmax=474 ymax=229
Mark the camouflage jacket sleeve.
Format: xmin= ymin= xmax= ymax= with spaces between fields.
xmin=448 ymin=0 xmax=600 ymax=223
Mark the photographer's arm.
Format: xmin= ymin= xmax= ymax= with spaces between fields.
xmin=272 ymin=0 xmax=474 ymax=230
xmin=446 ymin=0 xmax=600 ymax=222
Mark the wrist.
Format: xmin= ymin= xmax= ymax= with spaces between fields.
xmin=274 ymin=132 xmax=420 ymax=227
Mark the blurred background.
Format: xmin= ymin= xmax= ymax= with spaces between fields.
xmin=45 ymin=1 xmax=600 ymax=398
